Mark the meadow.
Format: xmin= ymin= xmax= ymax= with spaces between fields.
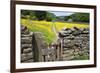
xmin=21 ymin=19 xmax=89 ymax=44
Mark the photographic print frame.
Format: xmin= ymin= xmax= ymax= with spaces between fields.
xmin=11 ymin=0 xmax=97 ymax=73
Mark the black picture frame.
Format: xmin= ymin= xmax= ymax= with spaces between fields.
xmin=11 ymin=0 xmax=97 ymax=73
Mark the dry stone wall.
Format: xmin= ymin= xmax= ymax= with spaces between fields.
xmin=21 ymin=25 xmax=90 ymax=62
xmin=58 ymin=27 xmax=89 ymax=60
xmin=21 ymin=25 xmax=34 ymax=62
xmin=21 ymin=25 xmax=52 ymax=62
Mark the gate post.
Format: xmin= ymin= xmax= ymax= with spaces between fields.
xmin=32 ymin=33 xmax=43 ymax=62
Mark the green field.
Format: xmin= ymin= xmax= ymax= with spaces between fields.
xmin=21 ymin=19 xmax=89 ymax=44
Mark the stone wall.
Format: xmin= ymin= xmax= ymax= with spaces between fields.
xmin=21 ymin=25 xmax=34 ymax=62
xmin=21 ymin=25 xmax=90 ymax=62
xmin=58 ymin=27 xmax=89 ymax=60
xmin=21 ymin=25 xmax=52 ymax=62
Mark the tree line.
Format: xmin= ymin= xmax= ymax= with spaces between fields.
xmin=64 ymin=13 xmax=89 ymax=23
xmin=21 ymin=10 xmax=89 ymax=23
xmin=21 ymin=10 xmax=55 ymax=21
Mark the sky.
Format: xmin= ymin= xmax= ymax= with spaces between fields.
xmin=50 ymin=11 xmax=74 ymax=16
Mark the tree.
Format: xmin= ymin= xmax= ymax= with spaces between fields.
xmin=46 ymin=12 xmax=56 ymax=21
xmin=21 ymin=10 xmax=35 ymax=20
xmin=34 ymin=11 xmax=47 ymax=21
xmin=64 ymin=13 xmax=89 ymax=23
xmin=21 ymin=10 xmax=30 ymax=16
xmin=70 ymin=13 xmax=89 ymax=23
xmin=64 ymin=16 xmax=71 ymax=21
